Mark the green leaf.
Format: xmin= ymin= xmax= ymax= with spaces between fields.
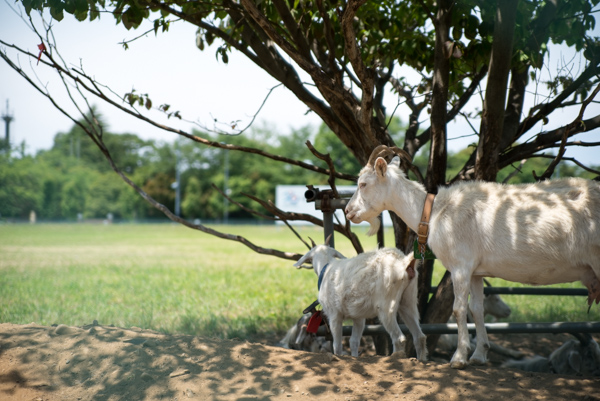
xmin=50 ymin=6 xmax=64 ymax=21
xmin=122 ymin=12 xmax=133 ymax=30
xmin=452 ymin=26 xmax=462 ymax=41
xmin=74 ymin=9 xmax=88 ymax=22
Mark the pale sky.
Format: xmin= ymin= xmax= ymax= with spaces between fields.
xmin=1 ymin=0 xmax=599 ymax=167
xmin=0 ymin=1 xmax=322 ymax=153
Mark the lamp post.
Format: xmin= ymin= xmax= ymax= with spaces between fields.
xmin=1 ymin=100 xmax=13 ymax=152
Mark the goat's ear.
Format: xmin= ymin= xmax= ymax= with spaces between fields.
xmin=390 ymin=156 xmax=401 ymax=168
xmin=294 ymin=252 xmax=312 ymax=268
xmin=333 ymin=249 xmax=346 ymax=259
xmin=375 ymin=157 xmax=388 ymax=177
xmin=567 ymin=351 xmax=583 ymax=373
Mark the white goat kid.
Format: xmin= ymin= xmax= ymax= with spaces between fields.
xmin=294 ymin=242 xmax=428 ymax=361
xmin=345 ymin=145 xmax=600 ymax=369
xmin=502 ymin=334 xmax=600 ymax=376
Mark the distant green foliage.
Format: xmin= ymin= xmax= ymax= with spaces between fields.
xmin=0 ymin=116 xmax=330 ymax=220
xmin=1 ymin=114 xmax=596 ymax=221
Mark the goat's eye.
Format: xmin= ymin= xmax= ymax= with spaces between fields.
xmin=359 ymin=183 xmax=366 ymax=189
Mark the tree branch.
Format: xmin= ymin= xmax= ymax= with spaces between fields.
xmin=272 ymin=0 xmax=312 ymax=60
xmin=517 ymin=61 xmax=600 ymax=140
xmin=340 ymin=0 xmax=376 ymax=143
xmin=533 ymin=83 xmax=600 ymax=180
xmin=500 ymin=114 xmax=600 ymax=168
xmin=0 ymin=38 xmax=360 ymax=182
xmin=416 ymin=65 xmax=487 ymax=155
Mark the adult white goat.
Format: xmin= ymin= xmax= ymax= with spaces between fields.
xmin=345 ymin=145 xmax=600 ymax=369
xmin=437 ymin=282 xmax=524 ymax=359
xmin=294 ymin=240 xmax=428 ymax=361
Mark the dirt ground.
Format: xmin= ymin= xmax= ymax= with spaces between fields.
xmin=1 ymin=322 xmax=599 ymax=401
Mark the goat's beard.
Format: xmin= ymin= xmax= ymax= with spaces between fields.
xmin=366 ymin=217 xmax=381 ymax=237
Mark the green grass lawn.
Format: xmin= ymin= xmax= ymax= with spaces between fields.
xmin=0 ymin=223 xmax=597 ymax=341
xmin=0 ymin=223 xmax=381 ymax=340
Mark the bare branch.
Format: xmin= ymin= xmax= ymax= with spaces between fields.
xmin=533 ymin=83 xmax=600 ymax=180
xmin=416 ymin=65 xmax=488 ymax=154
xmin=305 ymin=140 xmax=342 ymax=196
xmin=340 ymin=0 xmax=376 ymax=143
xmin=517 ymin=61 xmax=600 ymax=140
xmin=242 ymin=192 xmax=326 ymax=227
xmin=272 ymin=0 xmax=312 ymax=59
xmin=304 ymin=140 xmax=364 ymax=253
xmin=196 ymin=83 xmax=285 ymax=136
xmin=211 ymin=183 xmax=275 ymax=221
xmin=316 ymin=0 xmax=342 ymax=82
xmin=534 ymin=154 xmax=600 ymax=176
xmin=500 ymin=113 xmax=600 ymax=169
xmin=0 ymin=38 xmax=361 ymax=182
xmin=502 ymin=159 xmax=528 ymax=183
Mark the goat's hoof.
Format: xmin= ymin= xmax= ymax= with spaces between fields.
xmin=450 ymin=360 xmax=467 ymax=369
xmin=469 ymin=356 xmax=487 ymax=366
xmin=390 ymin=350 xmax=407 ymax=359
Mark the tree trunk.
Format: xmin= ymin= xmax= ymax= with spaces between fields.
xmin=425 ymin=0 xmax=451 ymax=194
xmin=423 ymin=270 xmax=455 ymax=353
xmin=501 ymin=67 xmax=528 ymax=150
xmin=405 ymin=0 xmax=452 ymax=357
xmin=475 ymin=0 xmax=518 ymax=182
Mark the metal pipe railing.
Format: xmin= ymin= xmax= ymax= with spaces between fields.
xmin=430 ymin=286 xmax=589 ymax=296
xmin=316 ymin=321 xmax=600 ymax=336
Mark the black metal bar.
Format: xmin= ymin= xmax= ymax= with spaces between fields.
xmin=316 ymin=321 xmax=600 ymax=337
xmin=323 ymin=211 xmax=334 ymax=248
xmin=315 ymin=198 xmax=349 ymax=210
xmin=429 ymin=286 xmax=589 ymax=296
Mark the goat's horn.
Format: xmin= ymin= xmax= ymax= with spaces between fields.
xmin=390 ymin=146 xmax=425 ymax=183
xmin=389 ymin=146 xmax=413 ymax=164
xmin=308 ymin=237 xmax=316 ymax=248
xmin=325 ymin=234 xmax=333 ymax=246
xmin=366 ymin=145 xmax=394 ymax=167
xmin=572 ymin=332 xmax=592 ymax=345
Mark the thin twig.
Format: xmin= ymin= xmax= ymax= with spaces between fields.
xmin=534 ymin=83 xmax=600 ymax=180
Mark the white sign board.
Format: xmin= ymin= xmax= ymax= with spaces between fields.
xmin=275 ymin=185 xmax=393 ymax=226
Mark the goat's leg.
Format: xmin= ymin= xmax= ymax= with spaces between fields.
xmin=581 ymin=268 xmax=600 ymax=306
xmin=398 ymin=283 xmax=428 ymax=362
xmin=468 ymin=276 xmax=489 ymax=365
xmin=398 ymin=307 xmax=428 ymax=362
xmin=328 ymin=314 xmax=344 ymax=356
xmin=450 ymin=272 xmax=471 ymax=369
xmin=378 ymin=308 xmax=407 ymax=357
xmin=349 ymin=319 xmax=365 ymax=357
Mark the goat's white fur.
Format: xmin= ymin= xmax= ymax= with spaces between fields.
xmin=502 ymin=336 xmax=600 ymax=376
xmin=345 ymin=156 xmax=600 ymax=369
xmin=438 ymin=290 xmax=524 ymax=360
xmin=277 ymin=313 xmax=329 ymax=353
xmin=294 ymin=244 xmax=428 ymax=361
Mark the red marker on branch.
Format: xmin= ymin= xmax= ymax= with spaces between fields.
xmin=37 ymin=43 xmax=46 ymax=65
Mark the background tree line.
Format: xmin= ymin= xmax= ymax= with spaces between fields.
xmin=0 ymin=113 xmax=355 ymax=221
xmin=2 ymin=113 xmax=597 ymax=222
